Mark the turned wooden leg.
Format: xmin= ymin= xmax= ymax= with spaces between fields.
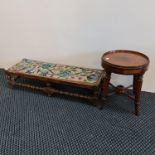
xmin=93 ymin=86 xmax=103 ymax=107
xmin=133 ymin=75 xmax=143 ymax=116
xmin=98 ymin=71 xmax=111 ymax=109
xmin=6 ymin=75 xmax=15 ymax=89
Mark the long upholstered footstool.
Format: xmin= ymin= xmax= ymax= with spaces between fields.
xmin=5 ymin=59 xmax=105 ymax=107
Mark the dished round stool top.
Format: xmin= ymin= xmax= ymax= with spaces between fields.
xmin=101 ymin=50 xmax=150 ymax=116
xmin=102 ymin=50 xmax=150 ymax=75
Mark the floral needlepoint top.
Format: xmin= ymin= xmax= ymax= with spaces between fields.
xmin=8 ymin=59 xmax=103 ymax=85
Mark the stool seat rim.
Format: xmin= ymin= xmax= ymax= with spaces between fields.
xmin=102 ymin=50 xmax=150 ymax=69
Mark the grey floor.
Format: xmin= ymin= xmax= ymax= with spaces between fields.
xmin=0 ymin=69 xmax=155 ymax=155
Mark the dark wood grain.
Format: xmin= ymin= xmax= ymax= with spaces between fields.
xmin=101 ymin=50 xmax=150 ymax=116
xmin=5 ymin=67 xmax=105 ymax=107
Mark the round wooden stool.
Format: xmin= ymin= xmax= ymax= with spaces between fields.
xmin=101 ymin=50 xmax=150 ymax=116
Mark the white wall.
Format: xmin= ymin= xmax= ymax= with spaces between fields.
xmin=0 ymin=0 xmax=155 ymax=92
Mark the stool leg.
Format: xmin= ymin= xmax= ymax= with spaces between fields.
xmin=133 ymin=75 xmax=143 ymax=116
xmin=98 ymin=71 xmax=111 ymax=109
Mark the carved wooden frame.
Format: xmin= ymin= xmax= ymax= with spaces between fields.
xmin=5 ymin=70 xmax=105 ymax=106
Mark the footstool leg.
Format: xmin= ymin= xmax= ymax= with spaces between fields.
xmin=98 ymin=71 xmax=111 ymax=109
xmin=133 ymin=75 xmax=143 ymax=116
xmin=6 ymin=75 xmax=15 ymax=89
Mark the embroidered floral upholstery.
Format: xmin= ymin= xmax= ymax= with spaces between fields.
xmin=8 ymin=59 xmax=103 ymax=84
